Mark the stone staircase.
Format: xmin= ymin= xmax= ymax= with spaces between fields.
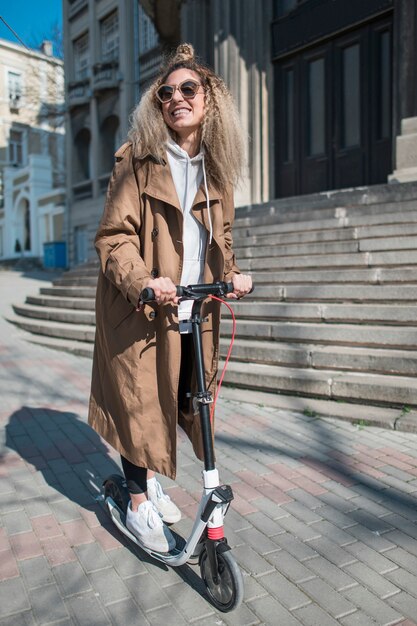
xmin=7 ymin=181 xmax=417 ymax=411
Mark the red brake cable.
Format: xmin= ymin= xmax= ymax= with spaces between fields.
xmin=209 ymin=295 xmax=237 ymax=422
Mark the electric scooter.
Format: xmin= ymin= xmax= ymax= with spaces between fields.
xmin=103 ymin=281 xmax=248 ymax=612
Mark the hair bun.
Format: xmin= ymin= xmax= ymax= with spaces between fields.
xmin=173 ymin=43 xmax=195 ymax=63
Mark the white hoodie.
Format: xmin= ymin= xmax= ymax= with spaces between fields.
xmin=166 ymin=139 xmax=210 ymax=323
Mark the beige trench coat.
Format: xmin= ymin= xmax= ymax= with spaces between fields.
xmin=88 ymin=142 xmax=240 ymax=479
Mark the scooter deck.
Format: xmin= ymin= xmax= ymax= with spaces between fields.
xmin=105 ymin=497 xmax=187 ymax=562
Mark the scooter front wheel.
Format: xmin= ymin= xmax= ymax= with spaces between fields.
xmin=200 ymin=546 xmax=244 ymax=612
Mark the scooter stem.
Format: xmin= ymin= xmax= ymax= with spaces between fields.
xmin=190 ymin=299 xmax=215 ymax=472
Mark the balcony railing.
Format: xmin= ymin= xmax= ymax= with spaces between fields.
xmin=92 ymin=60 xmax=121 ymax=92
xmin=68 ymin=79 xmax=91 ymax=107
xmin=72 ymin=180 xmax=93 ymax=200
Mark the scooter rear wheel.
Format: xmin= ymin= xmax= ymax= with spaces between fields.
xmin=200 ymin=546 xmax=244 ymax=612
xmin=103 ymin=474 xmax=130 ymax=514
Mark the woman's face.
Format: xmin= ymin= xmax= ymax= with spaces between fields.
xmin=160 ymin=68 xmax=205 ymax=139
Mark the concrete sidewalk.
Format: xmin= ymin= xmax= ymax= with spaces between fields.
xmin=1 ymin=269 xmax=417 ymax=626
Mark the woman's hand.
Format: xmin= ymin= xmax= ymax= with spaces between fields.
xmin=227 ymin=273 xmax=253 ymax=299
xmin=145 ymin=277 xmax=178 ymax=305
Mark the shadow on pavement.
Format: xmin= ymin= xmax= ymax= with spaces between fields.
xmin=1 ymin=406 xmax=208 ymax=598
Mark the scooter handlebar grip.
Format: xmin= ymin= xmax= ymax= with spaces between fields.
xmin=140 ymin=286 xmax=183 ymax=302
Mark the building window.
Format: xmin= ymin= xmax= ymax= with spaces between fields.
xmin=8 ymin=71 xmax=23 ymax=109
xmin=138 ymin=4 xmax=159 ymax=54
xmin=73 ymin=127 xmax=91 ymax=182
xmin=341 ymin=43 xmax=361 ymax=148
xmin=307 ymin=57 xmax=325 ymax=156
xmin=73 ymin=33 xmax=89 ymax=81
xmin=0 ymin=170 xmax=4 ymax=208
xmin=378 ymin=29 xmax=391 ymax=140
xmin=101 ymin=11 xmax=119 ymax=62
xmin=100 ymin=115 xmax=120 ymax=174
xmin=9 ymin=130 xmax=24 ymax=165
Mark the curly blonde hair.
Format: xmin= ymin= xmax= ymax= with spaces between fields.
xmin=128 ymin=44 xmax=245 ymax=191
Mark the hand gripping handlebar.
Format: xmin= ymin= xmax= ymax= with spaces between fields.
xmin=140 ymin=281 xmax=235 ymax=303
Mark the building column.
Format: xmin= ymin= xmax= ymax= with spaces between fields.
xmin=389 ymin=0 xmax=417 ymax=182
xmin=181 ymin=0 xmax=273 ymax=206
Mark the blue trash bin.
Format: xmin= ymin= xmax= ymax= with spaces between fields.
xmin=43 ymin=241 xmax=67 ymax=269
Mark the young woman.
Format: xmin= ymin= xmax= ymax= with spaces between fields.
xmin=89 ymin=44 xmax=252 ymax=552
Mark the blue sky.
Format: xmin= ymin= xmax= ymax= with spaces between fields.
xmin=0 ymin=1 xmax=62 ymax=51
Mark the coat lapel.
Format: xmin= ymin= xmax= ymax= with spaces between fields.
xmin=142 ymin=160 xmax=182 ymax=211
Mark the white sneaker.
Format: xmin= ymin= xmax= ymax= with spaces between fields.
xmin=147 ymin=477 xmax=181 ymax=524
xmin=126 ymin=500 xmax=176 ymax=552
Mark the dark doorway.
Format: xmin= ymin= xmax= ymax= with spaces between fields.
xmin=274 ymin=15 xmax=393 ymax=197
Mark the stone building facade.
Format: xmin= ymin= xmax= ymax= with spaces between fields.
xmin=0 ymin=39 xmax=65 ymax=262
xmin=63 ymin=0 xmax=417 ymax=266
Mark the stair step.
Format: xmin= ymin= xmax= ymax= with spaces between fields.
xmin=27 ymin=295 xmax=95 ymax=310
xmin=25 ymin=334 xmax=94 ymax=358
xmin=222 ymin=361 xmax=417 ymax=407
xmin=226 ymin=301 xmax=417 ymax=324
xmin=240 ymin=284 xmax=417 ymax=302
xmin=7 ymin=314 xmax=96 ymax=342
xmin=40 ymin=286 xmax=96 ymax=298
xmin=234 ymin=227 xmax=358 ymax=247
xmin=235 ymin=240 xmax=360 ymax=258
xmin=53 ymin=276 xmax=98 ymax=286
xmin=220 ymin=338 xmax=417 ymax=376
xmin=248 ymin=267 xmax=417 ymax=285
xmin=222 ymin=318 xmax=417 ymax=349
xmin=12 ymin=303 xmax=95 ymax=325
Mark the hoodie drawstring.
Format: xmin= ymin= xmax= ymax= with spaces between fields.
xmin=202 ymin=154 xmax=213 ymax=244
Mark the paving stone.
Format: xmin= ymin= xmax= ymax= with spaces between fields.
xmin=19 ymin=557 xmax=54 ymax=593
xmin=343 ymin=542 xmax=398 ymax=574
xmin=300 ymin=577 xmax=356 ymax=619
xmin=232 ymin=545 xmax=275 ymax=577
xmin=272 ymin=532 xmax=318 ymax=562
xmin=345 ymin=561 xmax=401 ymax=599
xmin=0 ymin=610 xmax=36 ymax=625
xmin=145 ymin=604 xmax=188 ymax=625
xmin=276 ymin=514 xmax=322 ymax=541
xmin=236 ymin=526 xmax=281 ymax=555
xmin=49 ymin=499 xmax=82 ymax=523
xmin=292 ymin=603 xmax=341 ymax=626
xmin=342 ymin=585 xmax=403 ymax=624
xmin=74 ymin=541 xmax=111 ymax=572
xmin=105 ymin=597 xmax=150 ymax=625
xmin=256 ymin=570 xmax=311 ymax=610
xmin=248 ymin=595 xmax=303 ymax=626
xmin=306 ymin=537 xmax=357 ymax=567
xmin=281 ymin=500 xmax=323 ymax=524
xmin=385 ymin=568 xmax=417 ymax=599
xmin=244 ymin=511 xmax=285 ymax=537
xmin=338 ymin=610 xmax=382 ymax=625
xmin=342 ymin=525 xmax=396 ymax=552
xmin=305 ymin=556 xmax=358 ymax=591
xmin=124 ymin=572 xmax=172 ymax=612
xmin=265 ymin=549 xmax=316 ymax=584
xmin=385 ymin=547 xmax=417 ymax=576
xmin=88 ymin=567 xmax=131 ymax=606
xmin=53 ymin=561 xmax=92 ymax=596
xmin=107 ymin=546 xmax=147 ymax=578
xmin=2 ymin=510 xmax=32 ymax=535
xmin=65 ymin=591 xmax=111 ymax=625
xmin=164 ymin=580 xmax=216 ymax=621
xmin=28 ymin=583 xmax=69 ymax=623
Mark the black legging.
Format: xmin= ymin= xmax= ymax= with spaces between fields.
xmin=121 ymin=333 xmax=194 ymax=494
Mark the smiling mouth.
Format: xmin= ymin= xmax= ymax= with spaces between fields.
xmin=171 ymin=108 xmax=191 ymax=118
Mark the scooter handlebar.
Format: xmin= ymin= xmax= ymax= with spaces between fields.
xmin=140 ymin=281 xmax=240 ymax=303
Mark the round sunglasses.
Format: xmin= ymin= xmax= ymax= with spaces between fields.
xmin=155 ymin=79 xmax=204 ymax=103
